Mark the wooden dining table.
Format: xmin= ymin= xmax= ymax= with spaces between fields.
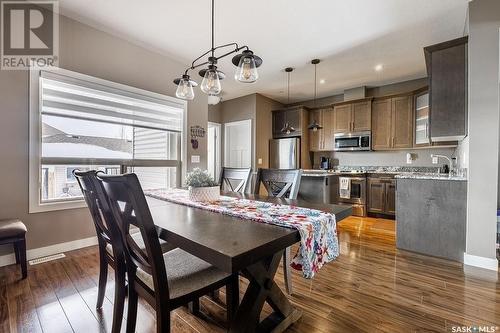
xmin=146 ymin=192 xmax=352 ymax=333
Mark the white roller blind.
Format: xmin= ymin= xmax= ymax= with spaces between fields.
xmin=40 ymin=71 xmax=184 ymax=132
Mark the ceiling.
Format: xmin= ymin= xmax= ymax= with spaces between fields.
xmin=59 ymin=0 xmax=469 ymax=104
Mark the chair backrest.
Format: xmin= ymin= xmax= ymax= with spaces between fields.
xmin=253 ymin=168 xmax=302 ymax=199
xmin=74 ymin=170 xmax=117 ymax=257
xmin=96 ymin=173 xmax=170 ymax=299
xmin=219 ymin=167 xmax=252 ymax=193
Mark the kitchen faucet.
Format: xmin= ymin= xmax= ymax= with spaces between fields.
xmin=431 ymin=154 xmax=455 ymax=174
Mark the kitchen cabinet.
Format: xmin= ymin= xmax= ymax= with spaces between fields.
xmin=372 ymin=95 xmax=413 ymax=150
xmin=272 ymin=106 xmax=305 ymax=138
xmin=309 ymin=107 xmax=334 ymax=151
xmin=414 ymin=91 xmax=431 ymax=147
xmin=367 ymin=177 xmax=396 ymax=216
xmin=391 ymin=96 xmax=413 ymax=149
xmin=424 ymin=36 xmax=468 ymax=142
xmin=333 ymin=99 xmax=372 ymax=133
xmin=271 ymin=106 xmax=312 ymax=169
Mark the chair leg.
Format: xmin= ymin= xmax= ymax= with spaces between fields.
xmin=112 ymin=263 xmax=126 ymax=333
xmin=226 ymin=274 xmax=239 ymax=326
xmin=13 ymin=242 xmax=20 ymax=264
xmin=96 ymin=252 xmax=108 ymax=309
xmin=188 ymin=299 xmax=200 ymax=315
xmin=126 ymin=284 xmax=138 ymax=333
xmin=156 ymin=308 xmax=170 ymax=333
xmin=18 ymin=239 xmax=27 ymax=279
xmin=283 ymin=246 xmax=292 ymax=295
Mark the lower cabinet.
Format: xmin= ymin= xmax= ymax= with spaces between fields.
xmin=367 ymin=177 xmax=396 ymax=216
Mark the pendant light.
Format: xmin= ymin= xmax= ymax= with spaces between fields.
xmin=308 ymin=59 xmax=323 ymax=132
xmin=173 ymin=0 xmax=262 ymax=99
xmin=281 ymin=67 xmax=296 ymax=135
xmin=174 ymin=74 xmax=197 ymax=100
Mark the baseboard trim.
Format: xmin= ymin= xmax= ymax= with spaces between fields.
xmin=463 ymin=253 xmax=499 ymax=271
xmin=0 ymin=236 xmax=98 ymax=268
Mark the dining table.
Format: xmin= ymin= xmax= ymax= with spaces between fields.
xmin=146 ymin=192 xmax=352 ymax=333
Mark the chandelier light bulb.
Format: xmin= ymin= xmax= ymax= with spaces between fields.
xmin=201 ymin=68 xmax=222 ymax=95
xmin=175 ymin=76 xmax=195 ymax=100
xmin=235 ymin=55 xmax=258 ymax=83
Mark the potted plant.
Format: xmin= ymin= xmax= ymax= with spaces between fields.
xmin=185 ymin=168 xmax=220 ymax=202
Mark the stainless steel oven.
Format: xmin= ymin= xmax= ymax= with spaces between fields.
xmin=334 ymin=131 xmax=371 ymax=151
xmin=337 ymin=175 xmax=367 ymax=216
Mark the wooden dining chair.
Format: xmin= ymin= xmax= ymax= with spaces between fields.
xmin=219 ymin=167 xmax=252 ymax=193
xmin=253 ymin=168 xmax=303 ymax=295
xmin=74 ymin=170 xmax=174 ymax=333
xmin=96 ymin=173 xmax=239 ymax=333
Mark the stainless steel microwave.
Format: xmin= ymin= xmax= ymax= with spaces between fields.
xmin=334 ymin=131 xmax=371 ymax=151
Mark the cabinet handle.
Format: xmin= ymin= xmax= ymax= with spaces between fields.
xmin=391 ymin=137 xmax=394 ymax=147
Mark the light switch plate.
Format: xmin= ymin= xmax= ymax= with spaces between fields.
xmin=191 ymin=155 xmax=200 ymax=163
xmin=258 ymin=158 xmax=263 ymax=165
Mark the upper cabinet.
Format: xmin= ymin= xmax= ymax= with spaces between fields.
xmin=414 ymin=91 xmax=430 ymax=146
xmin=309 ymin=107 xmax=334 ymax=151
xmin=272 ymin=106 xmax=307 ymax=138
xmin=372 ymin=95 xmax=413 ymax=150
xmin=333 ymin=99 xmax=372 ymax=133
xmin=424 ymin=36 xmax=468 ymax=142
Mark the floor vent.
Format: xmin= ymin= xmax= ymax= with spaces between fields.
xmin=29 ymin=253 xmax=66 ymax=266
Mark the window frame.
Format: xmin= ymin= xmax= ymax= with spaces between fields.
xmin=29 ymin=67 xmax=187 ymax=213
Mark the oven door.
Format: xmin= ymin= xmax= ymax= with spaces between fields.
xmin=338 ymin=177 xmax=366 ymax=205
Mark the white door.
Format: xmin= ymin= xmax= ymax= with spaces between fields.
xmin=224 ymin=119 xmax=252 ymax=168
xmin=207 ymin=122 xmax=221 ymax=181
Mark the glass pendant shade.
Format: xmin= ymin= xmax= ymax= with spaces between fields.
xmin=208 ymin=94 xmax=221 ymax=105
xmin=175 ymin=77 xmax=195 ymax=100
xmin=235 ymin=55 xmax=258 ymax=83
xmin=200 ymin=68 xmax=222 ymax=95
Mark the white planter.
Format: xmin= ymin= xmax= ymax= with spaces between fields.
xmin=188 ymin=186 xmax=220 ymax=202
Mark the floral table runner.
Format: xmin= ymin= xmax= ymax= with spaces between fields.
xmin=144 ymin=188 xmax=339 ymax=278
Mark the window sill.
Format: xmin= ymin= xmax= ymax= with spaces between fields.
xmin=29 ymin=199 xmax=87 ymax=213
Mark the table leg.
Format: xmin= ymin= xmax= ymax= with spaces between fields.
xmin=229 ymin=250 xmax=302 ymax=333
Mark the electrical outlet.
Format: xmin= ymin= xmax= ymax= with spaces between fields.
xmin=191 ymin=155 xmax=200 ymax=163
xmin=432 ymin=156 xmax=439 ymax=164
xmin=258 ymin=158 xmax=263 ymax=165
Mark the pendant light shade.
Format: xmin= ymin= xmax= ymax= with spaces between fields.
xmin=281 ymin=122 xmax=295 ymax=135
xmin=308 ymin=59 xmax=324 ymax=131
xmin=200 ymin=66 xmax=222 ymax=95
xmin=233 ymin=50 xmax=262 ymax=83
xmin=173 ymin=74 xmax=197 ymax=100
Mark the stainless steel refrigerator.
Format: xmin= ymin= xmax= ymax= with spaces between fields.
xmin=269 ymin=138 xmax=300 ymax=169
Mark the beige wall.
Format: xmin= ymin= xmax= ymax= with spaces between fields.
xmin=0 ymin=15 xmax=208 ymax=252
xmin=255 ymin=95 xmax=283 ymax=168
xmin=287 ymin=77 xmax=428 ymax=108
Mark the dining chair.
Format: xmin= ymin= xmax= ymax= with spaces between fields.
xmin=219 ymin=167 xmax=252 ymax=193
xmin=0 ymin=219 xmax=27 ymax=279
xmin=74 ymin=170 xmax=175 ymax=333
xmin=96 ymin=173 xmax=239 ymax=333
xmin=253 ymin=168 xmax=303 ymax=295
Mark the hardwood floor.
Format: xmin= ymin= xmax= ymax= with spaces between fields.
xmin=0 ymin=216 xmax=499 ymax=332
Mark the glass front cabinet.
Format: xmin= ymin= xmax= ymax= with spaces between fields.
xmin=414 ymin=91 xmax=430 ymax=146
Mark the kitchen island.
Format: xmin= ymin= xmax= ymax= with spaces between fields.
xmin=395 ymin=174 xmax=467 ymax=262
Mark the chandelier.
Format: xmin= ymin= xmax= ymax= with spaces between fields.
xmin=173 ymin=0 xmax=263 ymax=100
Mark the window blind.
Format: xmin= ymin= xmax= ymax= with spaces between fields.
xmin=40 ymin=71 xmax=184 ymax=132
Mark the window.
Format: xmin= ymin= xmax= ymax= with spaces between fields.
xmin=29 ymin=68 xmax=187 ymax=212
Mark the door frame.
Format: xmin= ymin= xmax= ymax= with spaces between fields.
xmin=207 ymin=122 xmax=222 ymax=182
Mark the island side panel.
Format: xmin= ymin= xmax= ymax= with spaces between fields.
xmin=396 ymin=178 xmax=467 ymax=262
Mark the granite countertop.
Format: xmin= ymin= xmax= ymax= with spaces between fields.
xmin=395 ymin=173 xmax=467 ymax=181
xmin=301 ymin=167 xmax=467 ymax=181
